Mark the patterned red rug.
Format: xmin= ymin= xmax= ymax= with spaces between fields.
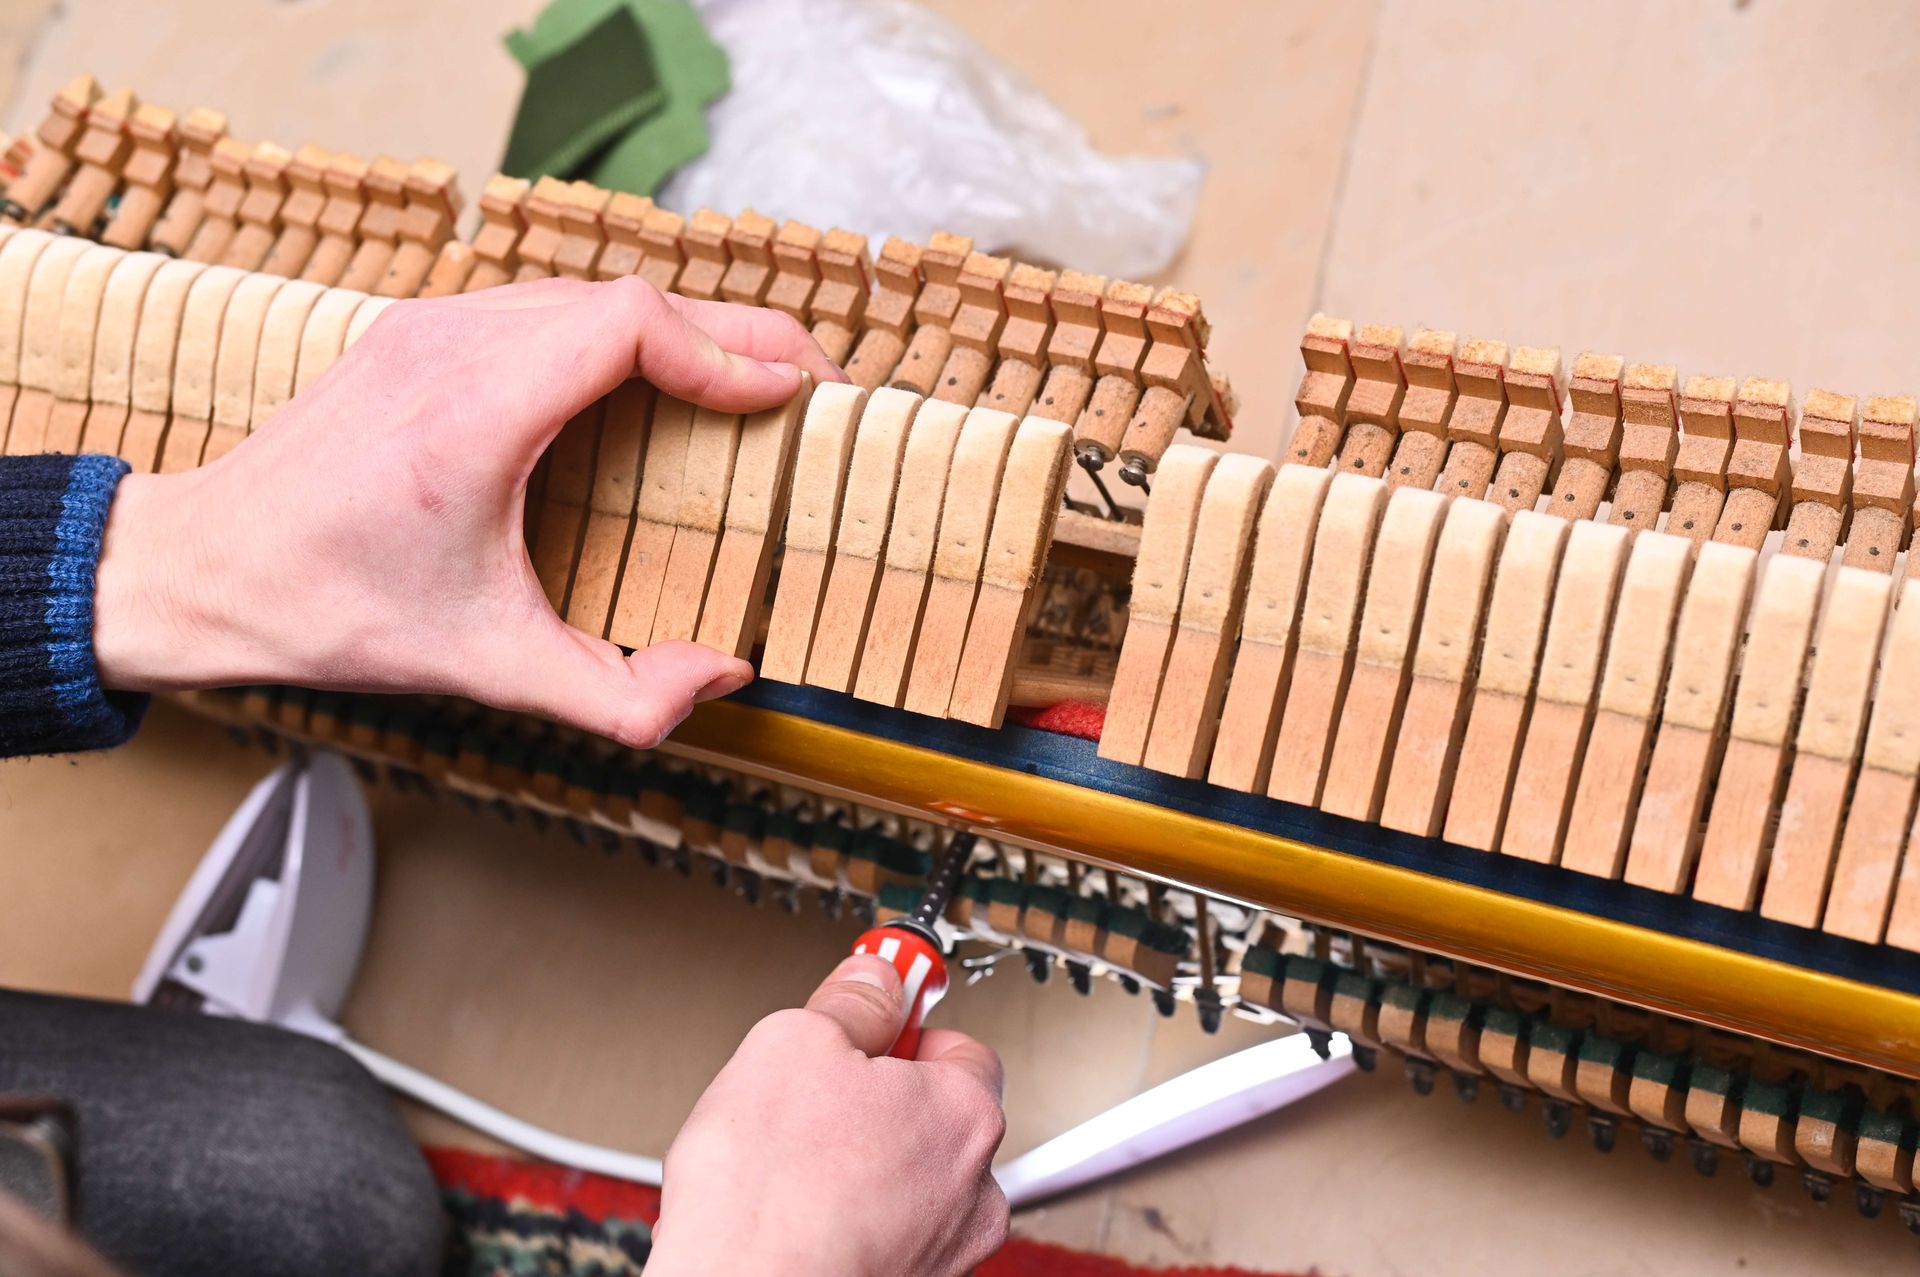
xmin=428 ymin=1147 xmax=1306 ymax=1276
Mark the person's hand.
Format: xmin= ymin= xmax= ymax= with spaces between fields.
xmin=648 ymin=954 xmax=1009 ymax=1277
xmin=92 ymin=277 xmax=843 ymax=748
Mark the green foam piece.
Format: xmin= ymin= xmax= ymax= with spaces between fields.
xmin=579 ymin=0 xmax=727 ymax=194
xmin=682 ymin=785 xmax=723 ymax=821
xmin=501 ymin=0 xmax=665 ymax=183
xmin=1104 ymin=907 xmax=1149 ymax=939
xmin=877 ymin=883 xmax=923 ymax=915
xmin=811 ymin=822 xmax=851 ymax=853
xmin=502 ymin=0 xmax=727 ymax=195
xmin=1428 ymin=992 xmax=1473 ymax=1025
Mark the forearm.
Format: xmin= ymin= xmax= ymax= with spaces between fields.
xmin=0 ymin=454 xmax=147 ymax=758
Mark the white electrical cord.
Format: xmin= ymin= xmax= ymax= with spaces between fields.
xmin=340 ymin=1038 xmax=666 ymax=1185
xmin=993 ymin=1031 xmax=1355 ymax=1208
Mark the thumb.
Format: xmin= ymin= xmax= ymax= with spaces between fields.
xmin=489 ymin=625 xmax=753 ymax=749
xmin=806 ymin=954 xmax=907 ymax=1058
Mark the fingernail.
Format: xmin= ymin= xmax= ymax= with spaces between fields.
xmin=834 ymin=954 xmax=903 ymax=998
xmin=693 ymin=669 xmax=753 ymax=703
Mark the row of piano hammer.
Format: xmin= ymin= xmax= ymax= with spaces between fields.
xmin=1100 ymin=319 xmax=1920 ymax=951
xmin=0 ymin=75 xmax=1234 ymax=492
xmin=0 ymin=219 xmax=1083 ymax=729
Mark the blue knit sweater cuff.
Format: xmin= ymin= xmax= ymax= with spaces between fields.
xmin=0 ymin=453 xmax=149 ymax=757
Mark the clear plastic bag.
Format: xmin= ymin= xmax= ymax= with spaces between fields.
xmin=662 ymin=0 xmax=1204 ymax=279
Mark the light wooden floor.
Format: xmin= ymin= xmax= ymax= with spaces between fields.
xmin=5 ymin=2 xmax=1920 ymax=1272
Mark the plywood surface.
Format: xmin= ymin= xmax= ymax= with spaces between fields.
xmin=8 ymin=2 xmax=1920 ymax=1273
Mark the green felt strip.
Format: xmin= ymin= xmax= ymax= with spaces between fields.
xmin=1026 ymin=885 xmax=1072 ymax=916
xmin=1481 ymin=1006 xmax=1523 ymax=1038
xmin=1138 ymin=919 xmax=1190 ymax=957
xmin=1527 ymin=1021 xmax=1576 ymax=1054
xmin=1630 ymin=1051 xmax=1685 ymax=1086
xmin=1742 ymin=1078 xmax=1795 ymax=1119
xmin=1333 ymin=971 xmax=1377 ymax=1002
xmin=1282 ymin=955 xmax=1329 ymax=987
xmin=1428 ymin=992 xmax=1473 ymax=1025
xmin=1066 ymin=896 xmax=1108 ymax=925
xmin=1689 ymin=1063 xmax=1736 ymax=1099
xmin=720 ymin=802 xmax=765 ymax=836
xmin=1382 ymin=982 xmax=1427 ymax=1015
xmin=1858 ymin=1107 xmax=1912 ymax=1147
xmin=1577 ymin=1034 xmax=1632 ymax=1069
xmin=1240 ymin=945 xmax=1283 ymax=978
xmin=1797 ymin=1087 xmax=1857 ymax=1126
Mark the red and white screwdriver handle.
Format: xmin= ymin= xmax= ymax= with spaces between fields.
xmin=851 ymin=920 xmax=950 ymax=1060
xmin=847 ymin=830 xmax=976 ymax=1059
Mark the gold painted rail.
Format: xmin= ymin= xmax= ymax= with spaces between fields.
xmin=668 ymin=697 xmax=1920 ymax=1081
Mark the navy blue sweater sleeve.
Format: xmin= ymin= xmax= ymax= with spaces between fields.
xmin=0 ymin=454 xmax=148 ymax=757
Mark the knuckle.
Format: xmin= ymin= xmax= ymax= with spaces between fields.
xmin=610 ymin=706 xmax=675 ymax=750
xmin=965 ymin=1181 xmax=1011 ymax=1265
xmin=603 ymin=684 xmax=679 ymax=749
xmin=608 ymin=273 xmax=667 ymax=321
xmin=746 ymin=1007 xmax=820 ymax=1050
xmin=948 ymin=1083 xmax=1006 ymax=1161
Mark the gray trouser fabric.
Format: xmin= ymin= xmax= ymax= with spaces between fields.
xmin=0 ymin=989 xmax=443 ymax=1277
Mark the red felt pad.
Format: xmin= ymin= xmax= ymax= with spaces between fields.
xmin=1010 ymin=699 xmax=1107 ymax=741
